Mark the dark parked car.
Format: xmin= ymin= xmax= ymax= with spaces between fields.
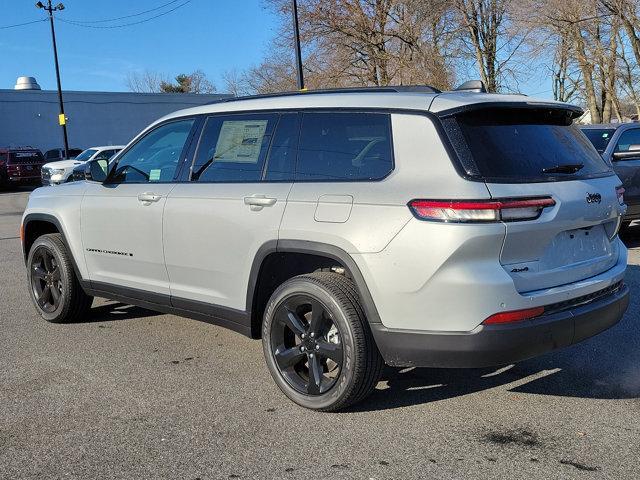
xmin=0 ymin=147 xmax=46 ymax=188
xmin=581 ymin=123 xmax=640 ymax=227
xmin=43 ymin=147 xmax=83 ymax=162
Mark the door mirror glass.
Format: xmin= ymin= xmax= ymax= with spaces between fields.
xmin=85 ymin=159 xmax=108 ymax=182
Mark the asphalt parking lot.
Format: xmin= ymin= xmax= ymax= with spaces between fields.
xmin=1 ymin=188 xmax=639 ymax=480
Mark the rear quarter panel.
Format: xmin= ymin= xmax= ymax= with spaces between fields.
xmin=278 ymin=113 xmax=491 ymax=254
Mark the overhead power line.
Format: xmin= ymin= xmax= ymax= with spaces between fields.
xmin=0 ymin=18 xmax=46 ymax=30
xmin=62 ymin=0 xmax=183 ymax=24
xmin=57 ymin=1 xmax=191 ymax=29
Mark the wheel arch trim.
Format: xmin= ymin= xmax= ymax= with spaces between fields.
xmin=246 ymin=239 xmax=382 ymax=326
xmin=22 ymin=213 xmax=86 ymax=284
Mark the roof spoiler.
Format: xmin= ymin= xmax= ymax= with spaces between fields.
xmin=455 ymin=80 xmax=487 ymax=93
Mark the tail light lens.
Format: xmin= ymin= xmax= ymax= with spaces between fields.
xmin=483 ymin=306 xmax=545 ymax=325
xmin=408 ymin=197 xmax=555 ymax=223
xmin=616 ymin=186 xmax=625 ymax=206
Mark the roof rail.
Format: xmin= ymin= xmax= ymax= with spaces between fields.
xmin=207 ymin=84 xmax=442 ymax=104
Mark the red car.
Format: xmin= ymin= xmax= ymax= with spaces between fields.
xmin=0 ymin=147 xmax=46 ymax=188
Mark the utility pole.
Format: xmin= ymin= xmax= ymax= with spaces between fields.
xmin=36 ymin=1 xmax=69 ymax=158
xmin=291 ymin=0 xmax=305 ymax=91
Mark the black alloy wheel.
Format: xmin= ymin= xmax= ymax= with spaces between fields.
xmin=27 ymin=233 xmax=93 ymax=323
xmin=270 ymin=295 xmax=344 ymax=395
xmin=262 ymin=272 xmax=384 ymax=411
xmin=30 ymin=246 xmax=63 ymax=313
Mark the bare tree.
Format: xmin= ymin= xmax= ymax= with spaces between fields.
xmin=551 ymin=35 xmax=580 ymax=102
xmin=127 ymin=70 xmax=216 ymax=94
xmin=453 ymin=0 xmax=527 ymax=92
xmin=125 ymin=70 xmax=167 ymax=93
xmin=186 ymin=70 xmax=217 ymax=94
xmin=525 ymin=0 xmax=621 ymax=123
xmin=236 ymin=0 xmax=458 ymax=94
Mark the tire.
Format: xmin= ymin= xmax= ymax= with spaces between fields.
xmin=621 ymin=221 xmax=632 ymax=231
xmin=262 ymin=272 xmax=383 ymax=411
xmin=26 ymin=233 xmax=93 ymax=323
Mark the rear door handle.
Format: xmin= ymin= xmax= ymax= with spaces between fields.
xmin=137 ymin=192 xmax=162 ymax=205
xmin=244 ymin=195 xmax=277 ymax=211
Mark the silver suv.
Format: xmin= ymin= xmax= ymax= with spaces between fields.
xmin=21 ymin=87 xmax=630 ymax=411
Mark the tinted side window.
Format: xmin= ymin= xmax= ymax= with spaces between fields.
xmin=109 ymin=119 xmax=195 ymax=184
xmin=582 ymin=128 xmax=615 ymax=153
xmin=615 ymin=129 xmax=640 ymax=152
xmin=191 ymin=114 xmax=277 ymax=182
xmin=264 ymin=113 xmax=300 ymax=181
xmin=296 ymin=112 xmax=393 ymax=181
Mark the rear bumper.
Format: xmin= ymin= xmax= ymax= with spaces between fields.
xmin=372 ymin=283 xmax=629 ymax=368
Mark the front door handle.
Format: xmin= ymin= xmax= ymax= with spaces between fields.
xmin=137 ymin=192 xmax=162 ymax=205
xmin=244 ymin=195 xmax=277 ymax=211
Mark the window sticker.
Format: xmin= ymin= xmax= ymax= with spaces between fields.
xmin=149 ymin=169 xmax=161 ymax=181
xmin=214 ymin=120 xmax=268 ymax=163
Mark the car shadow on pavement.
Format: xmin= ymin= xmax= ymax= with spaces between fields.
xmin=74 ymin=301 xmax=160 ymax=324
xmin=351 ymin=263 xmax=640 ymax=412
xmin=0 ymin=186 xmax=38 ymax=195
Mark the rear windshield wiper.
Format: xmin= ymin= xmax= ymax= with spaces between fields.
xmin=542 ymin=163 xmax=584 ymax=174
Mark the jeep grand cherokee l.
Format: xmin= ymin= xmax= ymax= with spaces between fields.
xmin=21 ymin=86 xmax=629 ymax=411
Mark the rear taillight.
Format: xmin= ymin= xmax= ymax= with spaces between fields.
xmin=483 ymin=306 xmax=545 ymax=325
xmin=616 ymin=186 xmax=625 ymax=206
xmin=408 ymin=197 xmax=555 ymax=223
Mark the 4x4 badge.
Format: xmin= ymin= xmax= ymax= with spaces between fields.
xmin=586 ymin=193 xmax=602 ymax=204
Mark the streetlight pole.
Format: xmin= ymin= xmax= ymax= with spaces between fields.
xmin=36 ymin=1 xmax=69 ymax=158
xmin=291 ymin=0 xmax=305 ymax=91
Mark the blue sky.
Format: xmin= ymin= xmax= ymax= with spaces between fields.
xmin=1 ymin=0 xmax=280 ymax=92
xmin=1 ymin=0 xmax=553 ymax=98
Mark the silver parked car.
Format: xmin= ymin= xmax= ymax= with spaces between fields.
xmin=21 ymin=86 xmax=629 ymax=411
xmin=581 ymin=123 xmax=640 ymax=227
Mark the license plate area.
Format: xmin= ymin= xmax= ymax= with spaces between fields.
xmin=546 ymin=225 xmax=611 ymax=266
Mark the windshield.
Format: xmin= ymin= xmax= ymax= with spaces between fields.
xmin=581 ymin=128 xmax=616 ymax=153
xmin=443 ymin=108 xmax=612 ymax=183
xmin=75 ymin=149 xmax=98 ymax=161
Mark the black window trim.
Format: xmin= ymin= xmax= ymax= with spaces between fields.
xmin=103 ymin=115 xmax=203 ymax=186
xmin=185 ymin=108 xmax=396 ymax=185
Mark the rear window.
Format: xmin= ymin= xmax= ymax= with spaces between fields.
xmin=581 ymin=128 xmax=615 ymax=153
xmin=8 ymin=151 xmax=44 ymax=163
xmin=443 ymin=108 xmax=612 ymax=183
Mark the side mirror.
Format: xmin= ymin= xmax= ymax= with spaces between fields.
xmin=84 ymin=159 xmax=108 ymax=182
